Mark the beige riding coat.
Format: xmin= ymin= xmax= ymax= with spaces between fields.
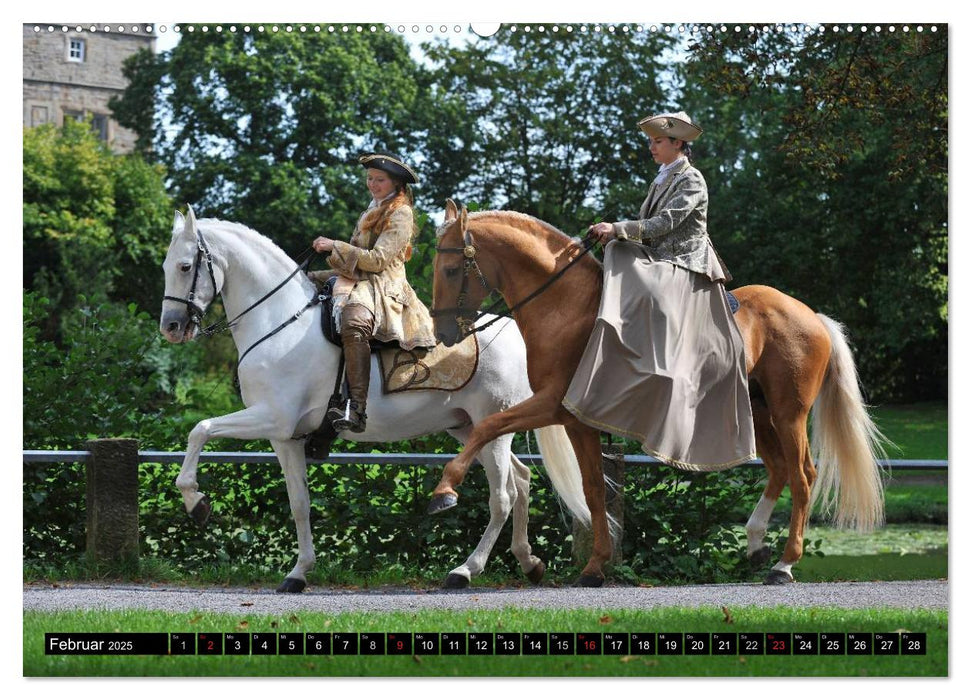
xmin=326 ymin=203 xmax=437 ymax=350
xmin=611 ymin=159 xmax=732 ymax=283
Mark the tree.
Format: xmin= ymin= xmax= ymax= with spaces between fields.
xmin=110 ymin=28 xmax=430 ymax=257
xmin=679 ymin=26 xmax=947 ymax=401
xmin=417 ymin=26 xmax=677 ymax=232
xmin=22 ymin=118 xmax=173 ymax=332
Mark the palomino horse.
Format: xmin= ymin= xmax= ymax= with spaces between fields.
xmin=159 ymin=206 xmax=592 ymax=592
xmin=429 ymin=200 xmax=886 ymax=586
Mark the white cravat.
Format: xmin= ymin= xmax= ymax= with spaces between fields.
xmin=653 ymin=156 xmax=686 ymax=185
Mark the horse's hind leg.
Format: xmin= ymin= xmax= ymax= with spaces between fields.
xmin=564 ymin=422 xmax=612 ymax=587
xmin=443 ymin=436 xmax=517 ymax=589
xmin=746 ymin=398 xmax=788 ymax=568
xmin=765 ymin=410 xmax=817 ymax=585
xmin=271 ymin=439 xmax=316 ymax=593
xmin=509 ymin=454 xmax=545 ymax=584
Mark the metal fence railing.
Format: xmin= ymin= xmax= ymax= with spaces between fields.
xmin=22 ymin=450 xmax=949 ymax=470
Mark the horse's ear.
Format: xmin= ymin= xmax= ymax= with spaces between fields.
xmin=459 ymin=204 xmax=468 ymax=232
xmin=185 ymin=203 xmax=198 ymax=235
xmin=172 ymin=210 xmax=185 ymax=237
xmin=444 ymin=198 xmax=458 ymax=223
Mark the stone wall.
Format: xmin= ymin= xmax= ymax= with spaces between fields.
xmin=22 ymin=25 xmax=156 ymax=153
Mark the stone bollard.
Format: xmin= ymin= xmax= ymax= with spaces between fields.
xmin=572 ymin=450 xmax=625 ymax=566
xmin=85 ymin=438 xmax=140 ymax=569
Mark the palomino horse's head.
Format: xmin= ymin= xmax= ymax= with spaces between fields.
xmin=160 ymin=205 xmax=224 ymax=344
xmin=431 ymin=199 xmax=496 ymax=347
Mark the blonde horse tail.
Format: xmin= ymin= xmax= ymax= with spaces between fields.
xmin=532 ymin=425 xmax=592 ymax=529
xmin=809 ymin=314 xmax=888 ymax=532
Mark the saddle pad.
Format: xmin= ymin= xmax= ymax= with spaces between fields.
xmin=377 ymin=334 xmax=479 ymax=394
xmin=726 ymin=289 xmax=740 ymax=314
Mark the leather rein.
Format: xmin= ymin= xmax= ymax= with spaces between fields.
xmin=432 ymin=224 xmax=598 ymax=339
xmin=163 ymin=227 xmax=319 ymax=367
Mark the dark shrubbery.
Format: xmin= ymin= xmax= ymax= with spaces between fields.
xmin=26 ymin=440 xmax=770 ymax=585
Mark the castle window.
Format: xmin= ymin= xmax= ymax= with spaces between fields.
xmin=68 ymin=38 xmax=85 ymax=63
xmin=30 ymin=106 xmax=49 ymax=127
xmin=91 ymin=114 xmax=109 ymax=142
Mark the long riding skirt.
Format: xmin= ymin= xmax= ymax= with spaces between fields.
xmin=562 ymin=240 xmax=757 ymax=471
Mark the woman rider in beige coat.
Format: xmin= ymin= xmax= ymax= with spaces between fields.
xmin=311 ymin=153 xmax=436 ymax=433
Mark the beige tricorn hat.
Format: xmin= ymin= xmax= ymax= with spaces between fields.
xmin=637 ymin=111 xmax=703 ymax=141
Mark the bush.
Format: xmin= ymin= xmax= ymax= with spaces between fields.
xmin=25 ymin=433 xmax=771 ymax=585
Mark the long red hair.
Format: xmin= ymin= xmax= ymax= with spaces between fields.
xmin=359 ymin=185 xmax=416 ymax=259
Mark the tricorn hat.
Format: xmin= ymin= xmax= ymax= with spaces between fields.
xmin=637 ymin=111 xmax=703 ymax=142
xmin=358 ymin=152 xmax=419 ymax=184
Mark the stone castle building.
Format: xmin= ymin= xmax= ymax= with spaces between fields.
xmin=22 ymin=25 xmax=156 ymax=153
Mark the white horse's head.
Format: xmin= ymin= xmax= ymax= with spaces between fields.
xmin=160 ymin=205 xmax=223 ymax=343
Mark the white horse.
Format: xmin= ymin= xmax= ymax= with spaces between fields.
xmin=159 ymin=206 xmax=591 ymax=592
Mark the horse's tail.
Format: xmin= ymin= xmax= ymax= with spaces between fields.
xmin=532 ymin=425 xmax=591 ymax=528
xmin=809 ymin=314 xmax=888 ymax=532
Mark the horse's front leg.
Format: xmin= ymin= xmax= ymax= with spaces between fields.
xmin=271 ymin=438 xmax=316 ymax=593
xmin=176 ymin=404 xmax=288 ymax=526
xmin=428 ymin=392 xmax=565 ymax=513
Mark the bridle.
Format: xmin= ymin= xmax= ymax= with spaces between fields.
xmin=431 ymin=225 xmax=496 ymax=338
xmin=163 ymin=225 xmax=319 ymax=367
xmin=432 ymin=220 xmax=598 ymax=340
xmin=163 ymin=227 xmax=219 ymax=329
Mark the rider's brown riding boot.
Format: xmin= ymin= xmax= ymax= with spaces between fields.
xmin=327 ymin=304 xmax=373 ymax=433
xmin=328 ymin=335 xmax=370 ymax=432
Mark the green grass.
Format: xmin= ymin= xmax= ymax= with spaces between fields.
xmin=24 ymin=607 xmax=947 ymax=677
xmin=871 ymin=401 xmax=947 ymax=460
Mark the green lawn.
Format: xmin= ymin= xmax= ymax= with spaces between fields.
xmin=871 ymin=401 xmax=947 ymax=460
xmin=24 ymin=607 xmax=947 ymax=677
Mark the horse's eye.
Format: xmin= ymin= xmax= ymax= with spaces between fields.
xmin=444 ymin=266 xmax=461 ymax=279
xmin=180 ymin=262 xmax=192 ymax=273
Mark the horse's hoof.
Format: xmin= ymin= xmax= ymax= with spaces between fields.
xmin=190 ymin=496 xmax=211 ymax=527
xmin=276 ymin=577 xmax=307 ymax=594
xmin=574 ymin=573 xmax=605 ymax=588
xmin=763 ymin=569 xmax=795 ymax=585
xmin=443 ymin=573 xmax=470 ymax=590
xmin=427 ymin=493 xmax=458 ymax=514
xmin=526 ymin=560 xmax=546 ymax=585
xmin=748 ymin=546 xmax=773 ymax=568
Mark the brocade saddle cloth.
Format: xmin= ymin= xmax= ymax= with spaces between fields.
xmin=377 ymin=334 xmax=479 ymax=394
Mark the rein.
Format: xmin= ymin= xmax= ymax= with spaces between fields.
xmin=164 ymin=227 xmax=320 ymax=367
xmin=432 ymin=228 xmax=599 ymax=339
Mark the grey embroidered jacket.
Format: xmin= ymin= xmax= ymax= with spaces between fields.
xmin=611 ymin=160 xmax=732 ymax=283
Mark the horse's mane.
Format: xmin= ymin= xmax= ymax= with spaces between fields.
xmin=467 ymin=210 xmax=599 ymax=264
xmin=469 ymin=209 xmax=580 ymax=250
xmin=197 ymin=218 xmax=296 ymax=266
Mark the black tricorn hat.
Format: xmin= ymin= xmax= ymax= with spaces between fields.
xmin=358 ymin=152 xmax=419 ymax=185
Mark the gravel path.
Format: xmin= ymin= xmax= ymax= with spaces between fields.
xmin=24 ymin=580 xmax=948 ymax=616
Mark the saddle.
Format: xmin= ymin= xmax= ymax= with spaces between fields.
xmin=315 ymin=274 xmax=479 ymax=394
xmin=305 ymin=275 xmax=478 ymax=460
xmin=316 ymin=275 xmax=344 ymax=347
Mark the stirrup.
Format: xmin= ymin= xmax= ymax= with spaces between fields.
xmin=328 ymin=399 xmax=366 ymax=433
